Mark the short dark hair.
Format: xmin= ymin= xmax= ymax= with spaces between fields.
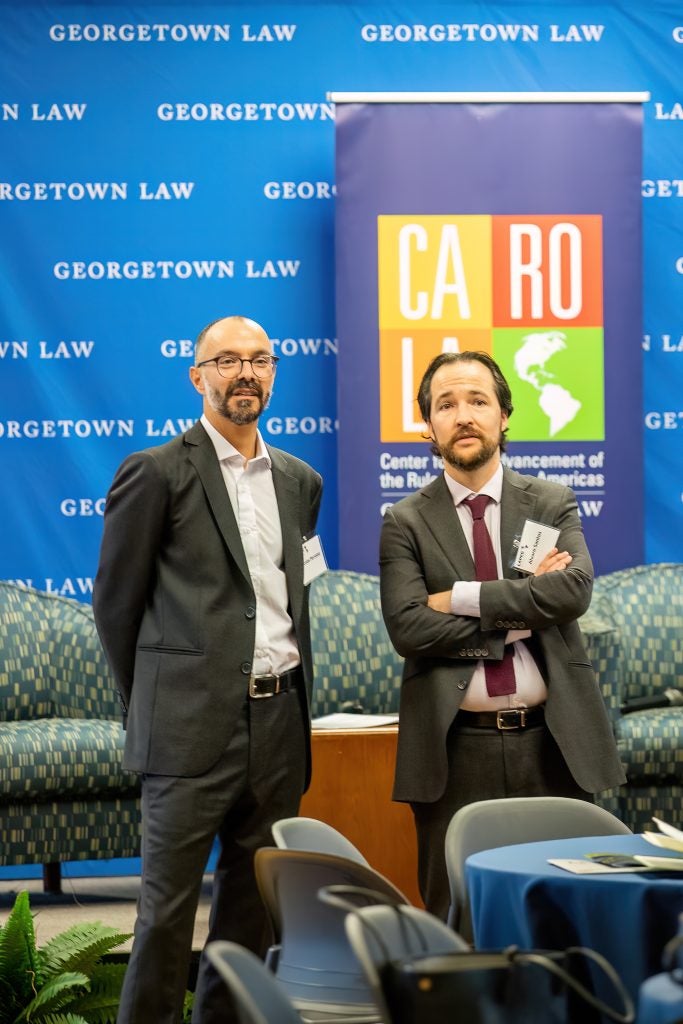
xmin=417 ymin=351 xmax=514 ymax=451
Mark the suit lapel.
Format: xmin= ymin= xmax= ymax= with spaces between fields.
xmin=500 ymin=469 xmax=537 ymax=579
xmin=418 ymin=476 xmax=476 ymax=579
xmin=269 ymin=448 xmax=305 ymax=624
xmin=184 ymin=422 xmax=252 ymax=587
xmin=418 ymin=470 xmax=539 ymax=581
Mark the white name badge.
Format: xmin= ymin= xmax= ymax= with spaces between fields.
xmin=302 ymin=534 xmax=328 ymax=585
xmin=513 ymin=519 xmax=561 ymax=574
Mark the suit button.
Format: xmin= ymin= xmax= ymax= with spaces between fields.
xmin=241 ymin=661 xmax=252 ymax=675
xmin=245 ymin=606 xmax=255 ymax=619
xmin=466 ymin=649 xmax=474 ymax=657
xmin=495 ymin=620 xmax=504 ymax=628
xmin=481 ymin=648 xmax=489 ymax=657
xmin=458 ymin=649 xmax=467 ymax=657
xmin=474 ymin=649 xmax=482 ymax=657
xmin=457 ymin=680 xmax=468 ymax=690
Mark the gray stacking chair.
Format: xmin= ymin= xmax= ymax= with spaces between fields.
xmin=206 ymin=940 xmax=302 ymax=1024
xmin=445 ymin=795 xmax=632 ymax=940
xmin=272 ymin=817 xmax=369 ymax=865
xmin=255 ymin=848 xmax=409 ymax=1022
xmin=344 ymin=902 xmax=470 ymax=1024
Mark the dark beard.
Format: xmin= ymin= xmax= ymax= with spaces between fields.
xmin=209 ymin=378 xmax=268 ymax=425
xmin=226 ymin=399 xmax=262 ymax=426
xmin=438 ymin=429 xmax=500 ymax=472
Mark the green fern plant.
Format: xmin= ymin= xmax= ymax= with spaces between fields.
xmin=0 ymin=890 xmax=131 ymax=1024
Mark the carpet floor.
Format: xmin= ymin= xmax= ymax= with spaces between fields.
xmin=0 ymin=873 xmax=213 ymax=953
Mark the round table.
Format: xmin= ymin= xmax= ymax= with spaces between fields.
xmin=466 ymin=832 xmax=683 ymax=1014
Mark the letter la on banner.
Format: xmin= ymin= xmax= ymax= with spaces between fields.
xmin=333 ymin=94 xmax=645 ymax=575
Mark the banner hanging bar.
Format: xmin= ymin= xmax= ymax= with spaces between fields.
xmin=327 ymin=91 xmax=650 ymax=104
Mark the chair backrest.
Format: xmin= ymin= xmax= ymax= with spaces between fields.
xmin=589 ymin=562 xmax=683 ymax=702
xmin=206 ymin=940 xmax=302 ymax=1024
xmin=272 ymin=816 xmax=369 ymax=865
xmin=445 ymin=796 xmax=632 ymax=936
xmin=0 ymin=580 xmax=121 ymax=722
xmin=309 ymin=570 xmax=403 ymax=717
xmin=345 ymin=904 xmax=470 ymax=1024
xmin=254 ymin=847 xmax=409 ymax=1015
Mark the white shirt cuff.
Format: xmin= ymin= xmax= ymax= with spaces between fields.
xmin=451 ymin=580 xmax=481 ymax=617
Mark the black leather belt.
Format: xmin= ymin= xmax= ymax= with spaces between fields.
xmin=456 ymin=706 xmax=545 ymax=731
xmin=249 ymin=667 xmax=301 ymax=699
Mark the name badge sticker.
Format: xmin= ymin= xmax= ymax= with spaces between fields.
xmin=302 ymin=534 xmax=328 ymax=586
xmin=512 ymin=519 xmax=561 ymax=574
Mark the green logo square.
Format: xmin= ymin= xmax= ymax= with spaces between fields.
xmin=493 ymin=327 xmax=604 ymax=441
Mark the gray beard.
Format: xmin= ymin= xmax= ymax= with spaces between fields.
xmin=206 ymin=379 xmax=270 ymax=425
xmin=224 ymin=399 xmax=262 ymax=426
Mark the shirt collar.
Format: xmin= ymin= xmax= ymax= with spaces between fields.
xmin=443 ymin=461 xmax=504 ymax=507
xmin=200 ymin=414 xmax=271 ymax=467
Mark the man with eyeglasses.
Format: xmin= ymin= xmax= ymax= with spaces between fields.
xmin=93 ymin=315 xmax=323 ymax=1024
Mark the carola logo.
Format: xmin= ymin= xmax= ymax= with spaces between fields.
xmin=377 ymin=214 xmax=604 ymax=442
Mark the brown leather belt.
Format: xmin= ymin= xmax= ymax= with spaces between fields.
xmin=456 ymin=706 xmax=545 ymax=731
xmin=249 ymin=667 xmax=301 ymax=699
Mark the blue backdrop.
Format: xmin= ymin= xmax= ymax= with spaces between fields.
xmin=1 ymin=1 xmax=682 ymax=596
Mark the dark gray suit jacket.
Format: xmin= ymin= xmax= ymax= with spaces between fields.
xmin=379 ymin=468 xmax=626 ymax=803
xmin=93 ymin=420 xmax=322 ymax=782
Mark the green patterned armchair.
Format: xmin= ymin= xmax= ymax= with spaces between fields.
xmin=309 ymin=570 xmax=403 ymax=716
xmin=0 ymin=581 xmax=141 ymax=891
xmin=0 ymin=572 xmax=401 ymax=890
xmin=580 ymin=563 xmax=683 ymax=832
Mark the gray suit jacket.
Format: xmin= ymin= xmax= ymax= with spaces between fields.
xmin=379 ymin=468 xmax=626 ymax=803
xmin=93 ymin=420 xmax=322 ymax=781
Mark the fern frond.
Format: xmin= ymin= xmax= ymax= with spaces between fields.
xmin=39 ymin=926 xmax=131 ymax=980
xmin=68 ymin=961 xmax=128 ymax=1022
xmin=29 ymin=1015 xmax=89 ymax=1024
xmin=0 ymin=976 xmax=22 ymax=1024
xmin=181 ymin=989 xmax=195 ymax=1023
xmin=14 ymin=971 xmax=89 ymax=1021
xmin=0 ymin=892 xmax=40 ymax=1006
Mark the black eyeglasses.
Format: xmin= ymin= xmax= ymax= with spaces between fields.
xmin=195 ymin=355 xmax=279 ymax=379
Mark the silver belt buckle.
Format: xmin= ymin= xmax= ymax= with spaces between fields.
xmin=497 ymin=708 xmax=526 ymax=730
xmin=249 ymin=673 xmax=280 ymax=699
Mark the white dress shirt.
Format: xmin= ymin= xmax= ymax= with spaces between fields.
xmin=445 ymin=463 xmax=548 ymax=711
xmin=201 ymin=415 xmax=300 ymax=677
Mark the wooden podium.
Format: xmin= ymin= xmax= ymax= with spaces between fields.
xmin=300 ymin=725 xmax=422 ymax=906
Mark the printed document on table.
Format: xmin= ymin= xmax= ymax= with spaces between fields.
xmin=549 ymin=859 xmax=642 ymax=874
xmin=312 ymin=712 xmax=399 ymax=730
xmin=633 ymin=855 xmax=683 ymax=871
xmin=643 ymin=817 xmax=683 ymax=853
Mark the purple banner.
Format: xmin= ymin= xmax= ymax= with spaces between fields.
xmin=335 ymin=100 xmax=644 ymax=575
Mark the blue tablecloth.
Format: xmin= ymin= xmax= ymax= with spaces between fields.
xmin=466 ymin=833 xmax=683 ymax=1010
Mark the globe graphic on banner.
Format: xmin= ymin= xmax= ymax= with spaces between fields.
xmin=513 ymin=331 xmax=582 ymax=439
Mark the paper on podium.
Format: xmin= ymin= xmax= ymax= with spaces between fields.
xmin=312 ymin=712 xmax=399 ymax=730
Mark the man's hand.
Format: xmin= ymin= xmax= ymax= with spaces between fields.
xmin=534 ymin=548 xmax=572 ymax=576
xmin=427 ymin=590 xmax=453 ymax=613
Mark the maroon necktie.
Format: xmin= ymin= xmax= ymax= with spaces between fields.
xmin=466 ymin=495 xmax=516 ymax=697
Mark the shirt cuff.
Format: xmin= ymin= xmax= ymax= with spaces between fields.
xmin=451 ymin=580 xmax=481 ymax=617
xmin=506 ymin=629 xmax=532 ymax=644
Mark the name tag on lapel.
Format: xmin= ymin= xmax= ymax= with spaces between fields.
xmin=303 ymin=534 xmax=328 ymax=585
xmin=512 ymin=519 xmax=560 ymax=573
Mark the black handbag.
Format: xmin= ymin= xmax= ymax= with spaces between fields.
xmin=321 ymin=885 xmax=635 ymax=1024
